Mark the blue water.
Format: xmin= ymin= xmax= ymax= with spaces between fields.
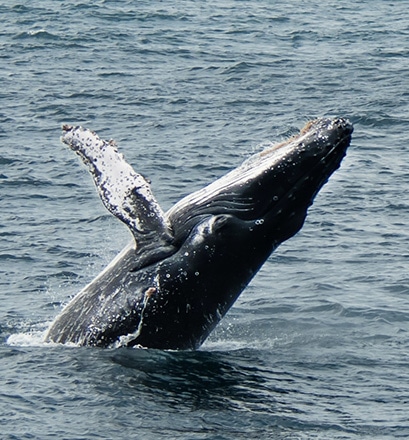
xmin=2 ymin=1 xmax=409 ymax=438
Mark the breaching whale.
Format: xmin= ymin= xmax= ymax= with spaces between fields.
xmin=45 ymin=117 xmax=353 ymax=349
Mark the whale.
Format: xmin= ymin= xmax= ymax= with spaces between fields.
xmin=45 ymin=117 xmax=353 ymax=349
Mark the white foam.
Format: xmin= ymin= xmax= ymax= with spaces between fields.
xmin=7 ymin=329 xmax=49 ymax=347
xmin=7 ymin=329 xmax=81 ymax=348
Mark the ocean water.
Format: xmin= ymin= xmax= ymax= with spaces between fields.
xmin=1 ymin=0 xmax=409 ymax=438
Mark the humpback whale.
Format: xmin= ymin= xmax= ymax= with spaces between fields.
xmin=45 ymin=117 xmax=353 ymax=349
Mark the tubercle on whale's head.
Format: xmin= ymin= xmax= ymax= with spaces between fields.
xmin=254 ymin=117 xmax=353 ymax=163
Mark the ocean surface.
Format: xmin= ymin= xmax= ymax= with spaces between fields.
xmin=1 ymin=1 xmax=409 ymax=438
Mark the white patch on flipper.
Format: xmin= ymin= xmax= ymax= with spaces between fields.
xmin=113 ymin=286 xmax=157 ymax=348
xmin=61 ymin=126 xmax=172 ymax=241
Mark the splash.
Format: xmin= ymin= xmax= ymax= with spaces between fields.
xmin=7 ymin=329 xmax=50 ymax=347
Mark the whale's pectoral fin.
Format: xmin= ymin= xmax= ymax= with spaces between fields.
xmin=61 ymin=125 xmax=174 ymax=252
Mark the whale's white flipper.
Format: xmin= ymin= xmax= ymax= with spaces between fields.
xmin=61 ymin=125 xmax=174 ymax=252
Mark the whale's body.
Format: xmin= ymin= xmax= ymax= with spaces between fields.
xmin=45 ymin=118 xmax=353 ymax=349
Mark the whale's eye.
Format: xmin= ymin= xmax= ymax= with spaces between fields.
xmin=212 ymin=214 xmax=230 ymax=231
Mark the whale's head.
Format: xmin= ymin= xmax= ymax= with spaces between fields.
xmin=168 ymin=117 xmax=353 ymax=248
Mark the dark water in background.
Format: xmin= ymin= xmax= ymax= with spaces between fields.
xmin=2 ymin=1 xmax=409 ymax=438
